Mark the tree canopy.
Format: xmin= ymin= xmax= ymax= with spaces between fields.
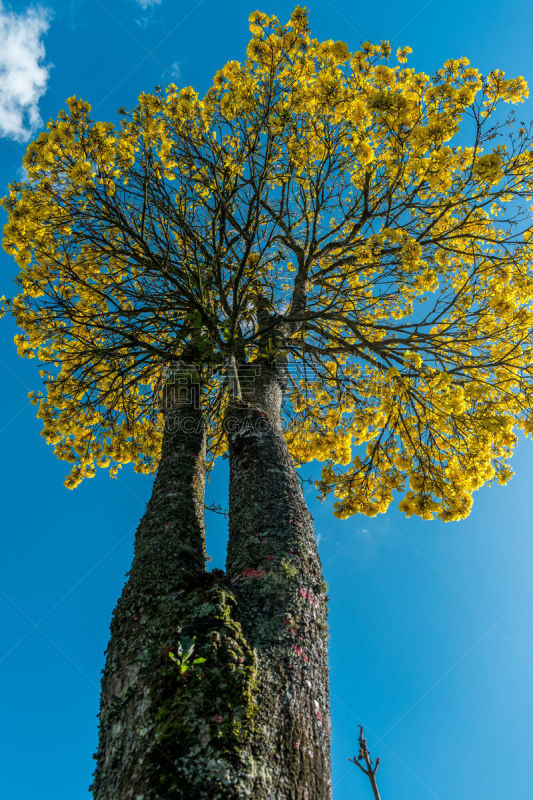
xmin=2 ymin=6 xmax=533 ymax=521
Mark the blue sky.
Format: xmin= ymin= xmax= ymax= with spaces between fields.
xmin=1 ymin=0 xmax=533 ymax=798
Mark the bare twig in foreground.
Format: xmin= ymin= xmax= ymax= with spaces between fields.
xmin=349 ymin=726 xmax=382 ymax=800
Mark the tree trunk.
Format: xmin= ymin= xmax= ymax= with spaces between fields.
xmin=226 ymin=359 xmax=332 ymax=800
xmin=91 ymin=398 xmax=256 ymax=800
xmin=92 ymin=364 xmax=331 ymax=799
xmin=91 ymin=400 xmax=206 ymax=799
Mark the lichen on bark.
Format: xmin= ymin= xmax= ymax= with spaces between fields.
xmin=93 ymin=362 xmax=332 ymax=800
xmin=225 ymin=359 xmax=332 ymax=800
xmin=93 ymin=401 xmax=261 ymax=799
xmin=149 ymin=584 xmax=258 ymax=798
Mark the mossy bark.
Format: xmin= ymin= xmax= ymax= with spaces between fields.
xmin=92 ymin=364 xmax=331 ymax=799
xmin=92 ymin=403 xmax=257 ymax=799
xmin=226 ymin=360 xmax=332 ymax=800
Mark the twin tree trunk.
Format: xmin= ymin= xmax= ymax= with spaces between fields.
xmin=92 ymin=362 xmax=331 ymax=800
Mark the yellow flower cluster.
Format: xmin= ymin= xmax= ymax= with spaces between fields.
xmin=2 ymin=6 xmax=533 ymax=525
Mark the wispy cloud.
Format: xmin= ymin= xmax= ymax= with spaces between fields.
xmin=170 ymin=61 xmax=180 ymax=81
xmin=134 ymin=0 xmax=163 ymax=9
xmin=0 ymin=1 xmax=51 ymax=141
xmin=132 ymin=0 xmax=163 ymax=28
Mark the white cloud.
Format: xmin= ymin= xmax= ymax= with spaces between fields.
xmin=0 ymin=2 xmax=51 ymax=141
xmin=135 ymin=0 xmax=162 ymax=9
xmin=170 ymin=61 xmax=180 ymax=81
xmin=133 ymin=0 xmax=162 ymax=27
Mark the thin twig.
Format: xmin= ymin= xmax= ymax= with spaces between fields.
xmin=349 ymin=726 xmax=382 ymax=800
xmin=204 ymin=502 xmax=228 ymax=518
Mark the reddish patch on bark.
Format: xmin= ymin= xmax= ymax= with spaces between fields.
xmin=242 ymin=567 xmax=265 ymax=578
xmin=292 ymin=644 xmax=308 ymax=661
xmin=299 ymin=587 xmax=319 ymax=607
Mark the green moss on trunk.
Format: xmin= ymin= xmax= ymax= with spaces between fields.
xmin=93 ymin=370 xmax=332 ymax=799
xmin=225 ymin=362 xmax=333 ymax=800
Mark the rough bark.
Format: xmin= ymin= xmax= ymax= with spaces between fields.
xmin=92 ymin=401 xmax=257 ymax=800
xmin=226 ymin=359 xmax=332 ymax=800
xmin=92 ymin=363 xmax=332 ymax=799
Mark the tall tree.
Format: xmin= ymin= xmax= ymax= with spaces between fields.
xmin=2 ymin=6 xmax=533 ymax=798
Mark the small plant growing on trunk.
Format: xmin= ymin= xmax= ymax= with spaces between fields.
xmin=168 ymin=636 xmax=206 ymax=677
